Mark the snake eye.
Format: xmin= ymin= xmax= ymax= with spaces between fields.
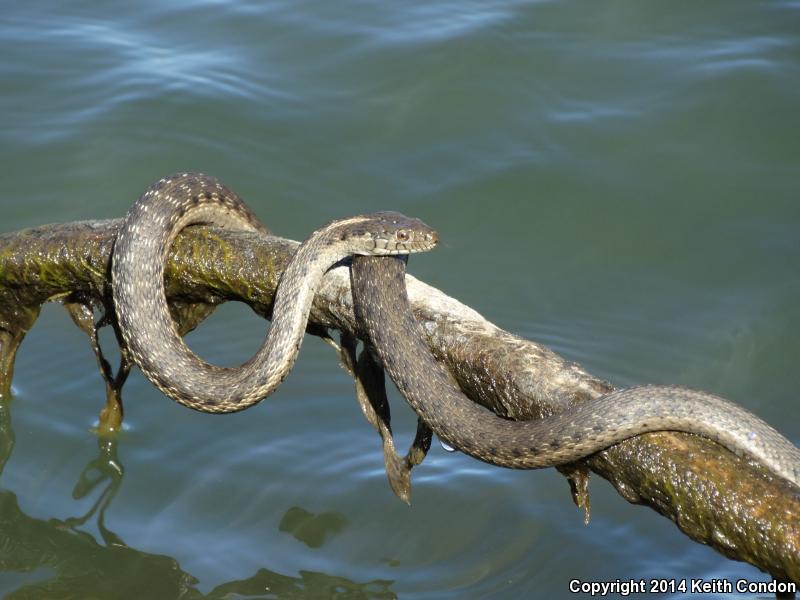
xmin=395 ymin=230 xmax=410 ymax=242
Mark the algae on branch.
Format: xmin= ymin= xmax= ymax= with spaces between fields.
xmin=0 ymin=219 xmax=797 ymax=584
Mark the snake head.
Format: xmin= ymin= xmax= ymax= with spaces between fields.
xmin=342 ymin=211 xmax=438 ymax=256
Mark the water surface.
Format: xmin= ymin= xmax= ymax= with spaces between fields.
xmin=1 ymin=1 xmax=799 ymax=598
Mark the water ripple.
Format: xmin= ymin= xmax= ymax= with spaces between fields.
xmin=2 ymin=1 xmax=799 ymax=597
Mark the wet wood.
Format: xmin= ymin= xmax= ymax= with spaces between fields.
xmin=0 ymin=220 xmax=797 ymax=584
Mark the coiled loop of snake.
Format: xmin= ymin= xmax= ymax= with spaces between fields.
xmin=112 ymin=172 xmax=800 ymax=489
xmin=351 ymin=255 xmax=800 ymax=488
xmin=111 ymin=173 xmax=437 ymax=413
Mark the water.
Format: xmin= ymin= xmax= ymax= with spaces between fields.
xmin=1 ymin=1 xmax=799 ymax=598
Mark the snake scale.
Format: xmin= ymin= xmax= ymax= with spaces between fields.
xmin=113 ymin=173 xmax=800 ymax=488
xmin=112 ymin=173 xmax=436 ymax=412
xmin=351 ymin=256 xmax=800 ymax=487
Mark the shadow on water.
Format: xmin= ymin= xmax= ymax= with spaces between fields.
xmin=0 ymin=398 xmax=395 ymax=600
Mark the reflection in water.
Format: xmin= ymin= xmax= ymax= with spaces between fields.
xmin=59 ymin=436 xmax=125 ymax=546
xmin=279 ymin=506 xmax=347 ymax=549
xmin=0 ymin=401 xmax=13 ymax=477
xmin=0 ymin=487 xmax=200 ymax=599
xmin=208 ymin=569 xmax=395 ymax=600
xmin=0 ymin=400 xmax=395 ymax=599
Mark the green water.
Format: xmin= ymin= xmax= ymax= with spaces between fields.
xmin=1 ymin=1 xmax=799 ymax=598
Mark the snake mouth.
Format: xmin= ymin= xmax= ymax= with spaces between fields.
xmin=411 ymin=231 xmax=438 ymax=253
xmin=370 ymin=231 xmax=438 ymax=255
xmin=389 ymin=239 xmax=438 ymax=255
xmin=415 ymin=240 xmax=438 ymax=252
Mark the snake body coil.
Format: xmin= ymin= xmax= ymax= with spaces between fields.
xmin=112 ymin=172 xmax=800 ymax=489
xmin=112 ymin=173 xmax=437 ymax=412
xmin=351 ymin=255 xmax=800 ymax=488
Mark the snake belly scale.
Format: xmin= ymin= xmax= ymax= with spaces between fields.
xmin=351 ymin=255 xmax=800 ymax=488
xmin=111 ymin=173 xmax=437 ymax=412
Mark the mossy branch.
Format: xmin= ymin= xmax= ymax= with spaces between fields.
xmin=0 ymin=220 xmax=797 ymax=584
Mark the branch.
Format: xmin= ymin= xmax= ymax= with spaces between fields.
xmin=0 ymin=220 xmax=797 ymax=583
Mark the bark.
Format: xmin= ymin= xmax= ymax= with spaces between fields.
xmin=0 ymin=219 xmax=797 ymax=585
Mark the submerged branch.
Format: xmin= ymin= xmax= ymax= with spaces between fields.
xmin=0 ymin=220 xmax=798 ymax=583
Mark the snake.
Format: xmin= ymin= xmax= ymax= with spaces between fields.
xmin=112 ymin=173 xmax=800 ymax=489
xmin=350 ymin=255 xmax=800 ymax=488
xmin=111 ymin=173 xmax=437 ymax=412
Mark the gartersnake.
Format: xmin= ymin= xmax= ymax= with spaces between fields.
xmin=112 ymin=173 xmax=800 ymax=489
xmin=351 ymin=255 xmax=800 ymax=488
xmin=111 ymin=173 xmax=437 ymax=412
